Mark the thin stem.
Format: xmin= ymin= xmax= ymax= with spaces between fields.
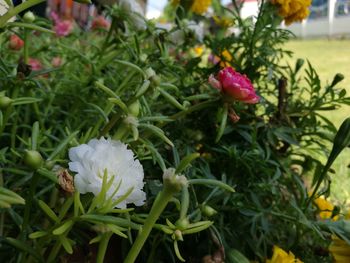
xmin=124 ymin=189 xmax=174 ymax=263
xmin=0 ymin=0 xmax=45 ymax=27
xmin=23 ymin=29 xmax=29 ymax=64
xmin=304 ymin=162 xmax=331 ymax=210
xmin=21 ymin=172 xmax=39 ymax=239
xmin=96 ymin=232 xmax=113 ymax=263
xmin=249 ymin=0 xmax=265 ymax=60
xmin=179 ymin=187 xmax=189 ymax=219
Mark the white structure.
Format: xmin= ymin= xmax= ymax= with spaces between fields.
xmin=238 ymin=0 xmax=350 ymax=38
xmin=284 ymin=0 xmax=350 ymax=37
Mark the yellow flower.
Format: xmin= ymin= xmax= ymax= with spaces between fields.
xmin=190 ymin=0 xmax=212 ymax=15
xmin=219 ymin=49 xmax=233 ymax=68
xmin=266 ymin=246 xmax=303 ymax=263
xmin=194 ymin=45 xmax=204 ymax=56
xmin=213 ymin=15 xmax=233 ymax=28
xmin=329 ymin=235 xmax=350 ymax=263
xmin=271 ymin=0 xmax=312 ymax=25
xmin=313 ymin=196 xmax=338 ymax=220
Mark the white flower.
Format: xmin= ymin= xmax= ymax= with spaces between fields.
xmin=119 ymin=0 xmax=147 ymax=31
xmin=186 ymin=21 xmax=204 ymax=42
xmin=68 ymin=137 xmax=145 ymax=209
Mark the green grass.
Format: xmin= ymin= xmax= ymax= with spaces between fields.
xmin=284 ymin=39 xmax=350 ymax=205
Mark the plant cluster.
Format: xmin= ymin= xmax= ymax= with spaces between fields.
xmin=0 ymin=0 xmax=350 ymax=262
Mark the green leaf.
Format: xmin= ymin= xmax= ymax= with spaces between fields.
xmin=3 ymin=237 xmax=43 ymax=262
xmin=47 ymin=131 xmax=79 ymax=161
xmin=188 ymin=179 xmax=235 ymax=192
xmin=58 ymin=236 xmax=73 ymax=254
xmin=106 ymin=224 xmax=128 ymax=238
xmin=215 ymin=104 xmax=228 ymax=143
xmin=176 ymin=153 xmax=201 ymax=174
xmin=12 ymin=97 xmax=42 ymax=106
xmin=80 ymin=214 xmax=141 ymax=230
xmin=38 ymin=200 xmax=59 ymax=222
xmin=31 ymin=121 xmax=40 ymax=151
xmin=139 ymin=123 xmax=174 ymax=147
xmin=157 ymin=88 xmax=186 ymax=111
xmin=53 ymin=220 xmax=74 ymax=235
xmin=7 ymin=22 xmax=55 ymax=34
xmin=29 ymin=231 xmax=48 ymax=239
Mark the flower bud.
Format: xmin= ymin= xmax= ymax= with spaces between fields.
xmin=175 ymin=218 xmax=189 ymax=230
xmin=23 ymin=150 xmax=44 ymax=170
xmin=128 ymin=100 xmax=140 ymax=117
xmin=150 ymin=75 xmax=161 ymax=88
xmin=44 ymin=160 xmax=55 ymax=170
xmin=201 ymin=205 xmax=217 ymax=217
xmin=163 ymin=168 xmax=188 ymax=193
xmin=145 ymin=67 xmax=156 ymax=80
xmin=0 ymin=96 xmax=13 ymax=110
xmin=331 ymin=73 xmax=345 ymax=88
xmin=23 ymin=11 xmax=35 ymax=23
xmin=139 ymin=53 xmax=148 ymax=63
xmin=172 ymin=229 xmax=183 ymax=241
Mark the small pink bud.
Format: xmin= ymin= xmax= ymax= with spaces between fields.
xmin=54 ymin=20 xmax=73 ymax=37
xmin=91 ymin=16 xmax=111 ymax=31
xmin=51 ymin=57 xmax=62 ymax=67
xmin=28 ymin=58 xmax=43 ymax=71
xmin=9 ymin=34 xmax=24 ymax=50
xmin=208 ymin=74 xmax=222 ymax=91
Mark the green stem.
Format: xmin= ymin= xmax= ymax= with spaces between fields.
xmin=23 ymin=29 xmax=29 ymax=64
xmin=304 ymin=162 xmax=332 ymax=210
xmin=179 ymin=187 xmax=189 ymax=219
xmin=0 ymin=0 xmax=45 ymax=27
xmin=21 ymin=172 xmax=39 ymax=239
xmin=124 ymin=188 xmax=175 ymax=263
xmin=96 ymin=232 xmax=113 ymax=263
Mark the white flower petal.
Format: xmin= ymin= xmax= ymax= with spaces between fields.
xmin=68 ymin=137 xmax=146 ymax=208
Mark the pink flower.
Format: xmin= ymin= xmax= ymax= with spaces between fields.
xmin=91 ymin=16 xmax=110 ymax=31
xmin=9 ymin=34 xmax=24 ymax=50
xmin=54 ymin=20 xmax=73 ymax=37
xmin=51 ymin=57 xmax=62 ymax=67
xmin=28 ymin=58 xmax=43 ymax=71
xmin=209 ymin=67 xmax=259 ymax=104
xmin=50 ymin=11 xmax=60 ymax=24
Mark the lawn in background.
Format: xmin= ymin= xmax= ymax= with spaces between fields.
xmin=284 ymin=39 xmax=350 ymax=205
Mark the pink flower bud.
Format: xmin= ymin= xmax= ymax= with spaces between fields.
xmin=208 ymin=74 xmax=222 ymax=91
xmin=51 ymin=57 xmax=62 ymax=67
xmin=28 ymin=58 xmax=43 ymax=71
xmin=54 ymin=20 xmax=73 ymax=37
xmin=9 ymin=34 xmax=24 ymax=51
xmin=91 ymin=16 xmax=111 ymax=31
xmin=211 ymin=67 xmax=259 ymax=104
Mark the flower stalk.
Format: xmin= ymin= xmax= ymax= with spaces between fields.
xmin=124 ymin=168 xmax=187 ymax=263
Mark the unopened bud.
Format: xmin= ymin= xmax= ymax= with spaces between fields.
xmin=0 ymin=96 xmax=13 ymax=110
xmin=23 ymin=11 xmax=35 ymax=23
xmin=175 ymin=218 xmax=189 ymax=230
xmin=23 ymin=150 xmax=43 ymax=170
xmin=128 ymin=100 xmax=140 ymax=117
xmin=172 ymin=229 xmax=183 ymax=241
xmin=139 ymin=53 xmax=148 ymax=63
xmin=331 ymin=73 xmax=345 ymax=87
xmin=201 ymin=205 xmax=217 ymax=217
xmin=163 ymin=168 xmax=188 ymax=193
